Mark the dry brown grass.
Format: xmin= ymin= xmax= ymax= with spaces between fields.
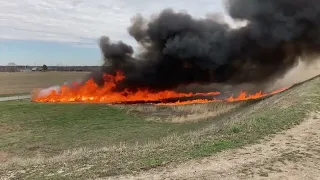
xmin=0 ymin=71 xmax=89 ymax=95
xmin=115 ymin=102 xmax=242 ymax=123
xmin=0 ymin=123 xmax=17 ymax=134
xmin=0 ymin=151 xmax=10 ymax=163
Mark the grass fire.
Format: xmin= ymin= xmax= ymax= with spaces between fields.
xmin=32 ymin=0 xmax=319 ymax=106
xmin=31 ymin=70 xmax=289 ymax=105
xmin=1 ymin=0 xmax=320 ymax=179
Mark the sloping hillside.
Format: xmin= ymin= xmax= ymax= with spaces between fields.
xmin=0 ymin=76 xmax=319 ymax=180
xmin=108 ymin=76 xmax=320 ymax=180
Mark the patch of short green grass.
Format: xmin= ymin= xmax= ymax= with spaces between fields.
xmin=188 ymin=139 xmax=240 ymax=158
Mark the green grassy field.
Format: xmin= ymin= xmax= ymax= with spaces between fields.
xmin=0 ymin=101 xmax=216 ymax=158
xmin=0 ymin=76 xmax=319 ymax=179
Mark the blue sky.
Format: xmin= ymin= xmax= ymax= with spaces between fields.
xmin=0 ymin=40 xmax=101 ymax=66
xmin=0 ymin=0 xmax=235 ymax=66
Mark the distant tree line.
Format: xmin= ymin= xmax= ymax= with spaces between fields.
xmin=0 ymin=65 xmax=100 ymax=72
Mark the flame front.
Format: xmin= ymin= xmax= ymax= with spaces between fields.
xmin=32 ymin=71 xmax=289 ymax=105
xmin=156 ymin=87 xmax=288 ymax=106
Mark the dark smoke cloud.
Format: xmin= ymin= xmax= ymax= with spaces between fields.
xmin=91 ymin=0 xmax=320 ymax=92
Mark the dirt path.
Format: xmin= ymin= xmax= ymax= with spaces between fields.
xmin=105 ymin=112 xmax=320 ymax=180
xmin=0 ymin=95 xmax=30 ymax=102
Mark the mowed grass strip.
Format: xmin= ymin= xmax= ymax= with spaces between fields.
xmin=0 ymin=71 xmax=89 ymax=95
xmin=0 ymin=76 xmax=319 ymax=179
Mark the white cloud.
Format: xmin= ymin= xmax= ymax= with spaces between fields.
xmin=0 ymin=0 xmax=227 ymax=48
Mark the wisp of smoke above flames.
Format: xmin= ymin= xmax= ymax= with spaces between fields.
xmin=33 ymin=0 xmax=320 ymax=105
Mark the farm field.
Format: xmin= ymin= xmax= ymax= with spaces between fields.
xmin=0 ymin=72 xmax=89 ymax=95
xmin=2 ymin=0 xmax=320 ymax=179
xmin=0 ymin=76 xmax=319 ymax=179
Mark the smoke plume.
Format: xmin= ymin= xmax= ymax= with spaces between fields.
xmin=90 ymin=0 xmax=320 ymax=92
xmin=267 ymin=58 xmax=320 ymax=91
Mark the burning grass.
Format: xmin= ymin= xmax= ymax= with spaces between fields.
xmin=31 ymin=71 xmax=289 ymax=105
xmin=0 ymin=76 xmax=319 ymax=179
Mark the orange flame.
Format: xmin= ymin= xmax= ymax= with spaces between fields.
xmin=156 ymin=87 xmax=288 ymax=106
xmin=32 ymin=71 xmax=289 ymax=105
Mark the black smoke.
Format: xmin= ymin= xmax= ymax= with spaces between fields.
xmin=90 ymin=0 xmax=320 ymax=92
